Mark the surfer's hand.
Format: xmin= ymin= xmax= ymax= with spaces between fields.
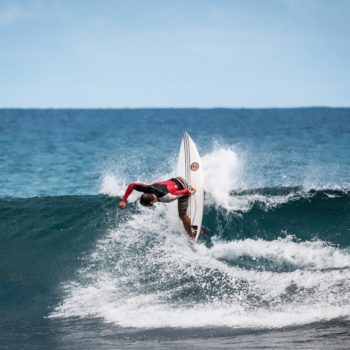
xmin=189 ymin=187 xmax=196 ymax=194
xmin=119 ymin=201 xmax=126 ymax=209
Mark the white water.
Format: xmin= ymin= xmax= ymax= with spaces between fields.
xmin=51 ymin=144 xmax=350 ymax=329
xmin=51 ymin=202 xmax=350 ymax=328
xmin=208 ymin=237 xmax=350 ymax=270
xmin=51 ymin=205 xmax=350 ymax=328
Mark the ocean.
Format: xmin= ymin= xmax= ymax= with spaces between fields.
xmin=0 ymin=108 xmax=349 ymax=349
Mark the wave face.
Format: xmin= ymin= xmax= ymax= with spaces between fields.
xmin=207 ymin=188 xmax=350 ymax=247
xmin=2 ymin=190 xmax=349 ymax=329
xmin=0 ymin=196 xmax=117 ymax=319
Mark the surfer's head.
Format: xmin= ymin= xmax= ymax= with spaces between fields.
xmin=140 ymin=194 xmax=157 ymax=207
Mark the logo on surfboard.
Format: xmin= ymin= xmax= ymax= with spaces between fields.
xmin=190 ymin=162 xmax=199 ymax=171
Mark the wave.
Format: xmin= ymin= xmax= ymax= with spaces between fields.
xmin=49 ymin=193 xmax=350 ymax=329
xmin=206 ymin=187 xmax=350 ymax=247
xmin=1 ymin=188 xmax=349 ymax=244
xmin=1 ymin=190 xmax=349 ymax=329
xmin=0 ymin=195 xmax=117 ymax=319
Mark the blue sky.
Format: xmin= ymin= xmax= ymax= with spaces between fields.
xmin=0 ymin=0 xmax=349 ymax=107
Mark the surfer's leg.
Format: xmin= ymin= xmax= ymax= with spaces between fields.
xmin=178 ymin=195 xmax=194 ymax=239
xmin=179 ymin=213 xmax=194 ymax=239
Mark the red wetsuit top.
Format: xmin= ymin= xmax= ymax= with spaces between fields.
xmin=122 ymin=179 xmax=191 ymax=203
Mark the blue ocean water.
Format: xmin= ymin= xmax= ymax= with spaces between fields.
xmin=0 ymin=108 xmax=350 ymax=349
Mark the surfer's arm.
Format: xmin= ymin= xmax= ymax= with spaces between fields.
xmin=172 ymin=187 xmax=196 ymax=196
xmin=121 ymin=183 xmax=151 ymax=203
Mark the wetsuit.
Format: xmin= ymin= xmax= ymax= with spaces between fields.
xmin=122 ymin=177 xmax=190 ymax=215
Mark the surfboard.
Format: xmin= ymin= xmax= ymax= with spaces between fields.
xmin=177 ymin=132 xmax=204 ymax=242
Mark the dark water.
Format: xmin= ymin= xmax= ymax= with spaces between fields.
xmin=0 ymin=108 xmax=349 ymax=349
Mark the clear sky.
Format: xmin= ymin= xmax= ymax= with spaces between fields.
xmin=0 ymin=0 xmax=349 ymax=108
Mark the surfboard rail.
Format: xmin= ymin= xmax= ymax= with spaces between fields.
xmin=177 ymin=132 xmax=204 ymax=242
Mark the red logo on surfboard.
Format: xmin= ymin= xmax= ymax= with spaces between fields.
xmin=190 ymin=162 xmax=199 ymax=171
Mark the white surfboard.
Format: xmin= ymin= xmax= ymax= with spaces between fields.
xmin=177 ymin=132 xmax=204 ymax=242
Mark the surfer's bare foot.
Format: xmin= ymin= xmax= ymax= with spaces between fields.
xmin=119 ymin=201 xmax=126 ymax=209
xmin=188 ymin=232 xmax=196 ymax=241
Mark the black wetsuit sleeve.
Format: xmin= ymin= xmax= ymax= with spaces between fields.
xmin=133 ymin=184 xmax=154 ymax=194
xmin=122 ymin=183 xmax=153 ymax=202
xmin=135 ymin=183 xmax=168 ymax=198
xmin=122 ymin=182 xmax=168 ymax=202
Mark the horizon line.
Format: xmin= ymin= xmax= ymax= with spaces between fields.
xmin=0 ymin=106 xmax=349 ymax=110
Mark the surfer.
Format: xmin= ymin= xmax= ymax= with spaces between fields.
xmin=119 ymin=177 xmax=196 ymax=239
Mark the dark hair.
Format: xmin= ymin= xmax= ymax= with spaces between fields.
xmin=140 ymin=193 xmax=155 ymax=207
